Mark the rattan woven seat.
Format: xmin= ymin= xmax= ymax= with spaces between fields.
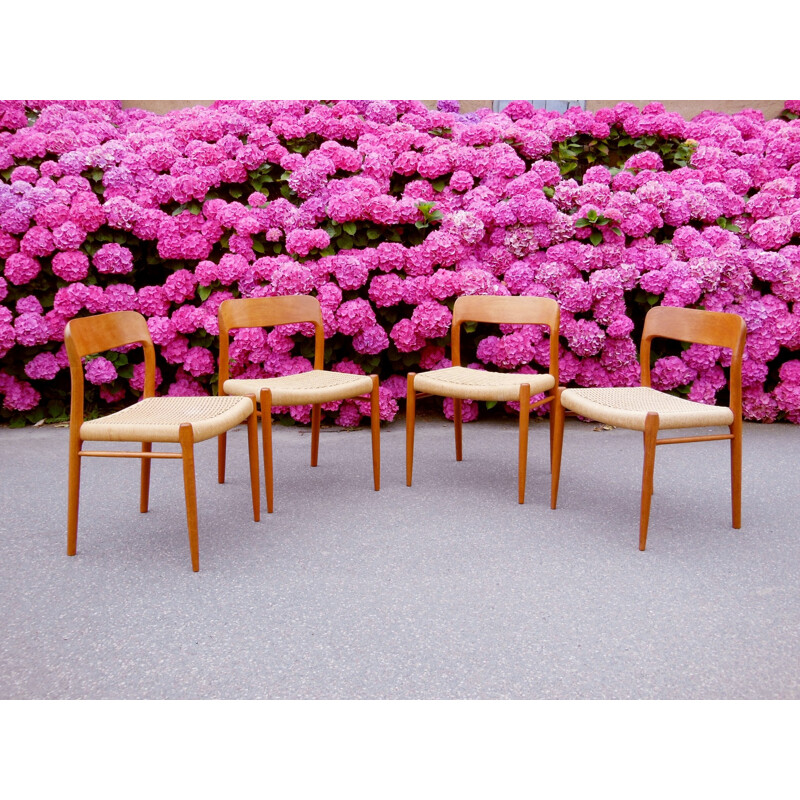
xmin=559 ymin=386 xmax=734 ymax=431
xmin=406 ymin=295 xmax=560 ymax=504
xmin=551 ymin=306 xmax=747 ymax=551
xmin=81 ymin=395 xmax=255 ymax=443
xmin=223 ymin=370 xmax=374 ymax=407
xmin=64 ymin=311 xmax=260 ymax=572
xmin=413 ymin=366 xmax=556 ymax=402
xmin=218 ymin=296 xmax=380 ymax=514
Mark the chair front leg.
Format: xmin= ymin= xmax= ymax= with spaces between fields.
xmin=217 ymin=431 xmax=227 ymax=484
xmin=518 ymin=383 xmax=531 ymax=505
xmin=260 ymin=388 xmax=274 ymax=514
xmin=369 ymin=375 xmax=380 ymax=491
xmin=179 ymin=423 xmax=200 ymax=572
xmin=731 ymin=420 xmax=742 ymax=529
xmin=140 ymin=441 xmax=152 ymax=513
xmin=67 ymin=435 xmax=82 ymax=556
xmin=310 ymin=403 xmax=321 ymax=467
xmin=453 ymin=397 xmax=463 ymax=462
xmin=639 ymin=413 xmax=659 ymax=551
xmin=245 ymin=395 xmax=260 ymax=522
xmin=550 ymin=387 xmax=565 ymax=510
xmin=405 ymin=373 xmax=416 ymax=487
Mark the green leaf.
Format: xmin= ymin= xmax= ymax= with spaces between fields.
xmin=343 ymin=221 xmax=357 ymax=236
xmin=337 ymin=233 xmax=354 ymax=250
xmin=589 ymin=231 xmax=603 ymax=246
xmin=320 ymin=246 xmax=336 ymax=257
xmin=366 ymin=229 xmax=381 ymax=240
xmin=432 ymin=178 xmax=447 ymax=192
xmin=252 ymin=239 xmax=266 ymax=254
xmin=485 ymin=401 xmax=497 ymax=410
xmin=573 ymin=218 xmax=591 ymax=228
xmin=198 ymin=284 xmax=213 ymax=301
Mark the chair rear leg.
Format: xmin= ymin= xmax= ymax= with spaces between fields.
xmin=217 ymin=431 xmax=227 ymax=484
xmin=639 ymin=413 xmax=659 ymax=551
xmin=140 ymin=441 xmax=152 ymax=512
xmin=246 ymin=395 xmax=260 ymax=522
xmin=311 ymin=403 xmax=321 ymax=467
xmin=67 ymin=436 xmax=82 ymax=556
xmin=550 ymin=387 xmax=565 ymax=510
xmin=260 ymin=388 xmax=274 ymax=514
xmin=454 ymin=398 xmax=463 ymax=462
xmin=179 ymin=424 xmax=200 ymax=572
xmin=406 ymin=373 xmax=416 ymax=487
xmin=369 ymin=375 xmax=380 ymax=491
xmin=518 ymin=383 xmax=531 ymax=504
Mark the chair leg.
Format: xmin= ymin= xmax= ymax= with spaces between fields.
xmin=246 ymin=395 xmax=260 ymax=523
xmin=639 ymin=413 xmax=659 ymax=551
xmin=217 ymin=431 xmax=227 ymax=484
xmin=311 ymin=403 xmax=321 ymax=467
xmin=67 ymin=435 xmax=82 ymax=556
xmin=406 ymin=373 xmax=416 ymax=487
xmin=518 ymin=383 xmax=531 ymax=504
xmin=369 ymin=375 xmax=380 ymax=491
xmin=731 ymin=421 xmax=742 ymax=529
xmin=140 ymin=441 xmax=152 ymax=513
xmin=260 ymin=388 xmax=274 ymax=514
xmin=179 ymin=423 xmax=200 ymax=572
xmin=454 ymin=398 xmax=463 ymax=462
xmin=550 ymin=387 xmax=565 ymax=510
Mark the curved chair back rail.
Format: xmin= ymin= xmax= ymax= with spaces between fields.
xmin=218 ymin=295 xmax=325 ymax=374
xmin=451 ymin=295 xmax=561 ymax=372
xmin=640 ymin=305 xmax=746 ymax=416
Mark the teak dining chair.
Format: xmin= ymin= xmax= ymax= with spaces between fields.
xmin=217 ymin=295 xmax=380 ymax=513
xmin=406 ymin=295 xmax=560 ymax=503
xmin=550 ymin=305 xmax=747 ymax=550
xmin=64 ymin=311 xmax=260 ymax=572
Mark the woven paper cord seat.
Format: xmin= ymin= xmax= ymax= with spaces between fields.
xmin=551 ymin=306 xmax=747 ymax=551
xmin=223 ymin=370 xmax=374 ymax=407
xmin=406 ymin=295 xmax=560 ymax=505
xmin=64 ymin=310 xmax=260 ymax=572
xmin=81 ymin=395 xmax=255 ymax=443
xmin=413 ymin=366 xmax=556 ymax=402
xmin=218 ymin=295 xmax=381 ymax=514
xmin=559 ymin=386 xmax=734 ymax=432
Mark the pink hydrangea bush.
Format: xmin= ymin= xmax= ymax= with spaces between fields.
xmin=2 ymin=99 xmax=800 ymax=426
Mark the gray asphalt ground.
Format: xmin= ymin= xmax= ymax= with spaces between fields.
xmin=1 ymin=411 xmax=798 ymax=700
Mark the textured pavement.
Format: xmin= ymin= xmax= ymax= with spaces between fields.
xmin=1 ymin=413 xmax=798 ymax=699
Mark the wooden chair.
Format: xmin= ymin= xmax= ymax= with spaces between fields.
xmin=406 ymin=295 xmax=560 ymax=504
xmin=64 ymin=311 xmax=260 ymax=572
xmin=218 ymin=295 xmax=380 ymax=513
xmin=550 ymin=305 xmax=747 ymax=550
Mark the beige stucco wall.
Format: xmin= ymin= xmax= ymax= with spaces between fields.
xmin=121 ymin=99 xmax=787 ymax=120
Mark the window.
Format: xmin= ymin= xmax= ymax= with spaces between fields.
xmin=492 ymin=100 xmax=586 ymax=113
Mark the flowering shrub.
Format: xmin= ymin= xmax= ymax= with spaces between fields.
xmin=2 ymin=98 xmax=800 ymax=426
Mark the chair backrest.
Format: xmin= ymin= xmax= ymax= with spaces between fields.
xmin=640 ymin=305 xmax=747 ymax=413
xmin=64 ymin=311 xmax=157 ymax=425
xmin=218 ymin=296 xmax=326 ymax=384
xmin=451 ymin=295 xmax=561 ymax=381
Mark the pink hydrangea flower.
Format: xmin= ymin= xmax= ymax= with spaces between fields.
xmin=85 ymin=356 xmax=118 ymax=385
xmin=93 ymin=242 xmax=134 ymax=275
